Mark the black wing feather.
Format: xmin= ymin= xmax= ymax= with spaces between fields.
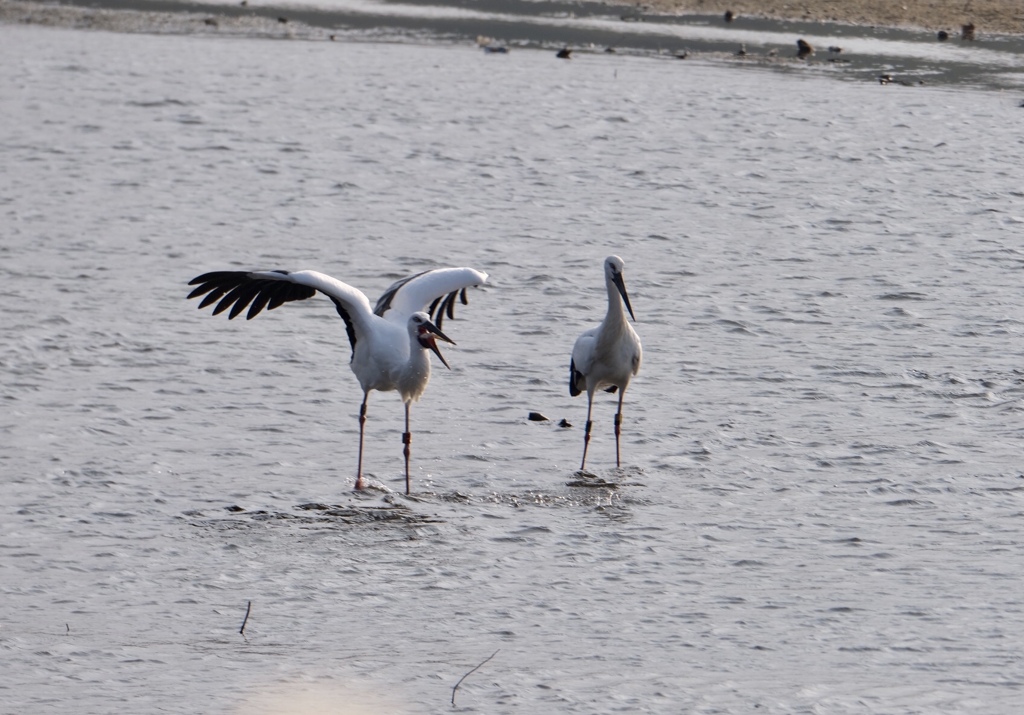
xmin=188 ymin=269 xmax=357 ymax=358
xmin=427 ymin=295 xmax=442 ymax=318
xmin=373 ymin=270 xmax=429 ymax=317
xmin=197 ymin=288 xmax=230 ymax=310
xmin=187 ymin=271 xmax=316 ymax=321
xmin=434 ymin=293 xmax=450 ymax=329
xmin=373 ymin=270 xmax=481 ymax=328
xmin=213 ymin=283 xmax=257 ymax=316
xmin=225 ymin=284 xmax=263 ymax=319
xmin=246 ymin=290 xmax=274 ymax=320
xmin=427 ymin=290 xmax=460 ymax=329
xmin=188 ymin=274 xmax=232 ymax=309
xmin=330 ymin=298 xmax=358 ymax=358
xmin=569 ymin=358 xmax=583 ymax=397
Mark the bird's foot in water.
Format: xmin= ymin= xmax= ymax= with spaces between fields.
xmin=351 ymin=476 xmax=392 ymax=496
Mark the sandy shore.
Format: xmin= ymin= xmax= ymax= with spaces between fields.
xmin=1 ymin=0 xmax=1022 ymax=38
xmin=644 ymin=0 xmax=1024 ymax=36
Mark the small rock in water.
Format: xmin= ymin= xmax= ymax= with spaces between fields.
xmin=723 ymin=10 xmax=735 ymax=23
xmin=937 ymin=30 xmax=950 ymax=41
xmin=796 ymin=39 xmax=814 ymax=59
xmin=558 ymin=418 xmax=572 ymax=428
xmin=528 ymin=411 xmax=549 ymax=422
xmin=225 ymin=505 xmax=246 ymax=512
xmin=556 ymin=48 xmax=572 ymax=59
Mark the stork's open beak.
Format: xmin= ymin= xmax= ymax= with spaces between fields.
xmin=612 ymin=272 xmax=636 ymax=321
xmin=419 ymin=320 xmax=456 ymax=370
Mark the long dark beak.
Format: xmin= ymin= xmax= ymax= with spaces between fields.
xmin=612 ymin=272 xmax=636 ymax=321
xmin=419 ymin=320 xmax=456 ymax=370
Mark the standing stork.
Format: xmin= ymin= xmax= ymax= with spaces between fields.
xmin=186 ymin=266 xmax=487 ymax=494
xmin=569 ymin=256 xmax=642 ymax=470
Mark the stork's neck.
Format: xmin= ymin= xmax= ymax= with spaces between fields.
xmin=604 ymin=274 xmax=629 ymax=328
xmin=407 ymin=333 xmax=432 ymax=375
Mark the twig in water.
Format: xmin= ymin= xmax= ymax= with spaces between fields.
xmin=239 ymin=600 xmax=252 ymax=636
xmin=451 ymin=649 xmax=499 ymax=707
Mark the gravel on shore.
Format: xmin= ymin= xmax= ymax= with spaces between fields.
xmin=642 ymin=0 xmax=1024 ymax=36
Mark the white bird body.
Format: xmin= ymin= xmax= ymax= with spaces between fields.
xmin=569 ymin=256 xmax=642 ymax=470
xmin=187 ymin=266 xmax=487 ymax=493
xmin=571 ymin=320 xmax=641 ymax=395
xmin=349 ymin=314 xmax=428 ymax=399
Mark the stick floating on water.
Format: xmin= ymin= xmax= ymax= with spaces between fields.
xmin=451 ymin=649 xmax=499 ymax=706
xmin=239 ymin=600 xmax=252 ymax=636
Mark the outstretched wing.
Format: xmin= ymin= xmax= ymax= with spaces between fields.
xmin=373 ymin=267 xmax=488 ymax=329
xmin=186 ymin=270 xmax=374 ymax=356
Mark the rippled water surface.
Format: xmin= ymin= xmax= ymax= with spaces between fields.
xmin=3 ymin=23 xmax=1024 ymax=714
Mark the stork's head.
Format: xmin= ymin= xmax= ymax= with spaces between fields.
xmin=604 ymin=255 xmax=635 ymax=321
xmin=410 ymin=312 xmax=455 ymax=369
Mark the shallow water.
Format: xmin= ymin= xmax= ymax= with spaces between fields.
xmin=2 ymin=23 xmax=1024 ymax=714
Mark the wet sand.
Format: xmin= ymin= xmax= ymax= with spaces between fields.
xmin=645 ymin=0 xmax=1024 ymax=36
